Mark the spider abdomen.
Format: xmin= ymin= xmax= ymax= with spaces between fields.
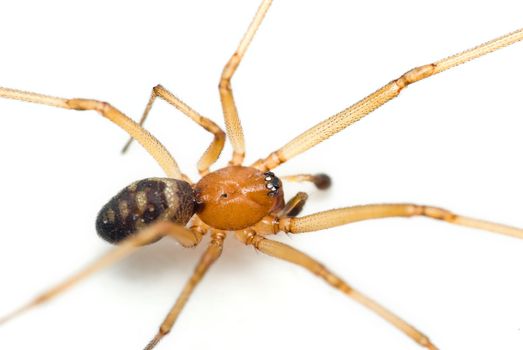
xmin=96 ymin=178 xmax=196 ymax=244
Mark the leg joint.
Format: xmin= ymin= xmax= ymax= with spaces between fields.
xmin=153 ymin=84 xmax=164 ymax=94
xmin=221 ymin=54 xmax=240 ymax=81
xmin=418 ymin=205 xmax=457 ymax=222
xmin=235 ymin=229 xmax=264 ymax=249
xmin=278 ymin=217 xmax=293 ymax=233
xmin=210 ymin=231 xmax=227 ymax=244
xmin=314 ymin=265 xmax=353 ymax=294
xmin=219 ymin=78 xmax=231 ymax=92
xmin=229 ymin=150 xmax=245 ymax=166
xmin=66 ymin=98 xmax=111 ymax=113
xmin=159 ymin=325 xmax=171 ymax=336
xmin=252 ymin=151 xmax=286 ymax=171
xmin=395 ymin=64 xmax=436 ymax=90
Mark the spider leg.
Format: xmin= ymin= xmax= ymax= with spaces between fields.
xmin=122 ymin=85 xmax=225 ymax=176
xmin=144 ymin=231 xmax=224 ymax=350
xmin=0 ymin=221 xmax=202 ymax=325
xmin=235 ymin=230 xmax=437 ymax=350
xmin=252 ymin=28 xmax=523 ymax=171
xmin=220 ymin=0 xmax=272 ymax=165
xmin=282 ymin=173 xmax=332 ymax=190
xmin=0 ymin=87 xmax=185 ymax=179
xmin=276 ymin=203 xmax=523 ymax=239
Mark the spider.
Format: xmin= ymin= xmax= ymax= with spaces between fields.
xmin=1 ymin=1 xmax=523 ymax=349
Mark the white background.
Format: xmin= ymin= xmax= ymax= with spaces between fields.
xmin=0 ymin=1 xmax=523 ymax=349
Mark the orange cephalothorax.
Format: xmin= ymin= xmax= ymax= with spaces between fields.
xmin=194 ymin=166 xmax=284 ymax=230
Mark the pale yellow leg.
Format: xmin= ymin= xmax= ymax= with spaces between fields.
xmin=144 ymin=232 xmax=225 ymax=350
xmin=252 ymin=28 xmax=523 ymax=171
xmin=220 ymin=0 xmax=273 ymax=165
xmin=278 ymin=203 xmax=523 ymax=240
xmin=0 ymin=87 xmax=183 ymax=179
xmin=0 ymin=221 xmax=202 ymax=325
xmin=235 ymin=230 xmax=437 ymax=350
xmin=122 ymin=85 xmax=225 ymax=176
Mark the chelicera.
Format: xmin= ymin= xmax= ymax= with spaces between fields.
xmin=1 ymin=1 xmax=523 ymax=349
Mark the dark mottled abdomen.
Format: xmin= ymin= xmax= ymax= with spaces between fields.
xmin=96 ymin=178 xmax=196 ymax=244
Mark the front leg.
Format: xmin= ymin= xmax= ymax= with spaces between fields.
xmin=277 ymin=203 xmax=523 ymax=239
xmin=252 ymin=28 xmax=523 ymax=171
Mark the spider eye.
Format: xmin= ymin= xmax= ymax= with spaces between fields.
xmin=263 ymin=171 xmax=281 ymax=197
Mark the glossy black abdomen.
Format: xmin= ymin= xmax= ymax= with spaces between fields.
xmin=96 ymin=178 xmax=196 ymax=244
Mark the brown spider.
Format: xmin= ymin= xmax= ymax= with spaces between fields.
xmin=1 ymin=1 xmax=523 ymax=349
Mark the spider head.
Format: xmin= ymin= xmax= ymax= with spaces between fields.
xmin=194 ymin=166 xmax=284 ymax=230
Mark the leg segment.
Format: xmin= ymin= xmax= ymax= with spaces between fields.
xmin=0 ymin=87 xmax=183 ymax=179
xmin=278 ymin=203 xmax=523 ymax=239
xmin=144 ymin=232 xmax=225 ymax=350
xmin=252 ymin=28 xmax=523 ymax=171
xmin=282 ymin=173 xmax=332 ymax=190
xmin=235 ymin=230 xmax=437 ymax=350
xmin=0 ymin=221 xmax=202 ymax=325
xmin=220 ymin=0 xmax=272 ymax=165
xmin=122 ymin=85 xmax=225 ymax=176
